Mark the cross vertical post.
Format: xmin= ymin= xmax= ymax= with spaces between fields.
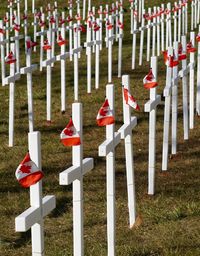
xmin=98 ymin=84 xmax=121 ymax=256
xmin=59 ymin=103 xmax=94 ymax=256
xmin=15 ymin=131 xmax=56 ymax=256
xmin=118 ymin=75 xmax=137 ymax=227
xmin=144 ymin=57 xmax=161 ymax=194
xmin=162 ymin=47 xmax=173 ymax=171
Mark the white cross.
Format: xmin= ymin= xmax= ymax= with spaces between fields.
xmin=36 ymin=13 xmax=47 ymax=71
xmin=152 ymin=6 xmax=157 ymax=57
xmin=171 ymin=42 xmax=179 ymax=155
xmin=20 ymin=36 xmax=38 ymax=132
xmin=162 ymin=47 xmax=173 ymax=171
xmin=84 ymin=18 xmax=93 ymax=94
xmin=105 ymin=15 xmax=115 ymax=83
xmin=56 ymin=13 xmax=70 ymax=113
xmin=15 ymin=131 xmax=56 ymax=256
xmin=42 ymin=30 xmax=56 ymax=123
xmin=180 ymin=35 xmax=189 ymax=140
xmin=132 ymin=3 xmax=138 ymax=69
xmin=98 ymin=84 xmax=121 ymax=256
xmin=71 ymin=24 xmax=82 ymax=101
xmin=95 ymin=18 xmax=102 ymax=89
xmin=59 ymin=103 xmax=94 ymax=256
xmin=118 ymin=75 xmax=137 ymax=228
xmin=3 ymin=43 xmax=21 ymax=147
xmin=166 ymin=3 xmax=172 ymax=49
xmin=139 ymin=9 xmax=145 ymax=65
xmin=146 ymin=8 xmax=151 ymax=62
xmin=144 ymin=57 xmax=161 ymax=195
xmin=197 ymin=26 xmax=200 ymax=116
xmin=4 ymin=12 xmax=10 ymax=55
xmin=0 ymin=20 xmax=7 ymax=86
xmin=68 ymin=2 xmax=73 ymax=61
xmin=10 ymin=17 xmax=24 ymax=73
xmin=189 ymin=32 xmax=196 ymax=129
xmin=117 ymin=8 xmax=124 ymax=77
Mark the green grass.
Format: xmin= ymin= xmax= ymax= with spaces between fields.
xmin=0 ymin=0 xmax=200 ymax=255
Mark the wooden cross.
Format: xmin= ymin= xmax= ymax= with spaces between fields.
xmin=146 ymin=8 xmax=151 ymax=62
xmin=106 ymin=15 xmax=115 ymax=83
xmin=59 ymin=103 xmax=94 ymax=256
xmin=117 ymin=7 xmax=124 ymax=77
xmin=56 ymin=13 xmax=70 ymax=113
xmin=20 ymin=36 xmax=38 ymax=132
xmin=98 ymin=84 xmax=121 ymax=256
xmin=84 ymin=18 xmax=94 ymax=94
xmin=144 ymin=57 xmax=161 ymax=195
xmin=131 ymin=3 xmax=138 ymax=69
xmin=197 ymin=26 xmax=200 ymax=116
xmin=118 ymin=75 xmax=137 ymax=228
xmin=139 ymin=9 xmax=145 ymax=65
xmin=189 ymin=32 xmax=196 ymax=129
xmin=15 ymin=131 xmax=56 ymax=256
xmin=36 ymin=13 xmax=47 ymax=71
xmin=3 ymin=43 xmax=21 ymax=147
xmin=10 ymin=16 xmax=24 ymax=73
xmin=95 ymin=18 xmax=102 ymax=89
xmin=166 ymin=3 xmax=172 ymax=49
xmin=179 ymin=35 xmax=189 ymax=140
xmin=171 ymin=42 xmax=179 ymax=155
xmin=0 ymin=20 xmax=7 ymax=85
xmin=162 ymin=47 xmax=173 ymax=171
xmin=42 ymin=30 xmax=56 ymax=123
xmin=71 ymin=24 xmax=82 ymax=101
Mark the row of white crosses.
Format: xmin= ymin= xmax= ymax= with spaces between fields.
xmin=131 ymin=1 xmax=191 ymax=68
xmin=162 ymin=32 xmax=197 ymax=172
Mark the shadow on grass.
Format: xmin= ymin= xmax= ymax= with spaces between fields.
xmin=50 ymin=195 xmax=72 ymax=218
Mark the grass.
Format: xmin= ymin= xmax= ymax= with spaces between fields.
xmin=0 ymin=0 xmax=200 ymax=255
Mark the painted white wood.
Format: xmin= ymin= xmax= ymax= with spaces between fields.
xmin=146 ymin=8 xmax=151 ymax=62
xmin=182 ymin=1 xmax=185 ymax=36
xmin=162 ymin=47 xmax=173 ymax=171
xmin=178 ymin=1 xmax=181 ymax=42
xmin=98 ymin=84 xmax=121 ymax=256
xmin=107 ymin=16 xmax=114 ymax=83
xmin=20 ymin=36 xmax=38 ymax=132
xmin=68 ymin=3 xmax=73 ymax=62
xmin=42 ymin=31 xmax=56 ymax=122
xmin=157 ymin=7 xmax=160 ymax=56
xmin=174 ymin=3 xmax=178 ymax=43
xmin=5 ymin=12 xmax=10 ymax=56
xmin=72 ymin=25 xmax=82 ymax=101
xmin=152 ymin=7 xmax=156 ymax=57
xmin=32 ymin=0 xmax=35 ymax=13
xmin=59 ymin=103 xmax=94 ymax=256
xmin=118 ymin=75 xmax=137 ymax=228
xmin=139 ymin=10 xmax=145 ymax=65
xmin=191 ymin=0 xmax=194 ymax=31
xmin=99 ymin=5 xmax=103 ymax=51
xmin=189 ymin=32 xmax=195 ymax=129
xmin=0 ymin=20 xmax=6 ymax=86
xmin=181 ymin=35 xmax=189 ymax=139
xmin=118 ymin=11 xmax=123 ymax=77
xmin=185 ymin=2 xmax=188 ymax=34
xmin=85 ymin=19 xmax=92 ymax=94
xmin=161 ymin=4 xmax=165 ymax=52
xmin=196 ymin=26 xmax=200 ymax=116
xmin=144 ymin=57 xmax=161 ymax=195
xmin=15 ymin=131 xmax=56 ymax=256
xmin=171 ymin=42 xmax=179 ymax=155
xmin=132 ymin=4 xmax=137 ymax=69
xmin=95 ymin=18 xmax=101 ymax=89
